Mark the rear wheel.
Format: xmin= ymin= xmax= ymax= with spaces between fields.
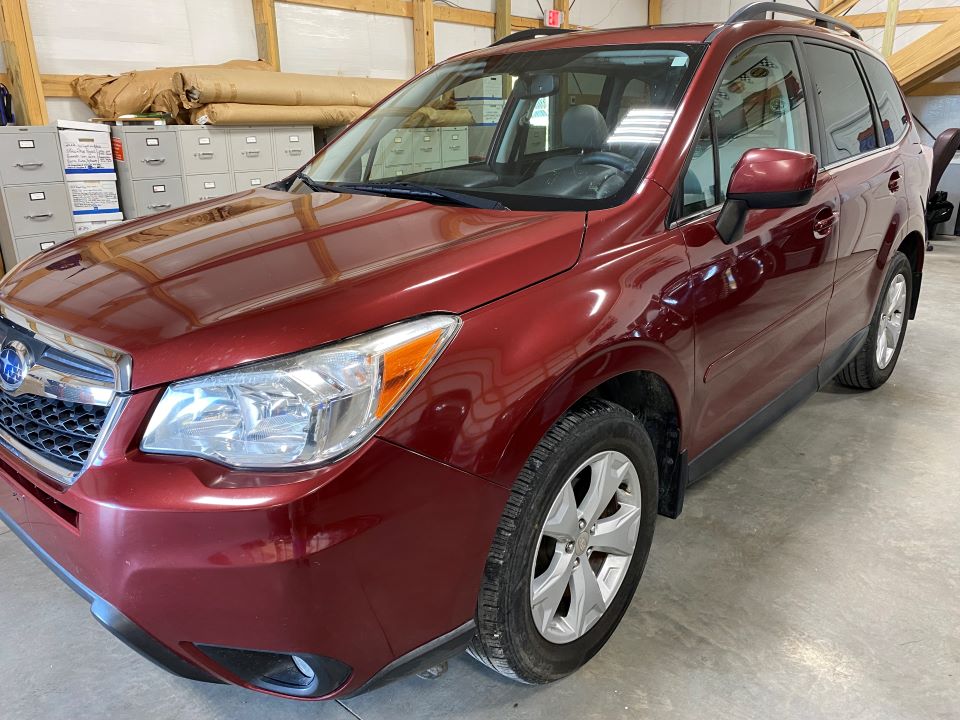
xmin=469 ymin=398 xmax=658 ymax=683
xmin=836 ymin=251 xmax=912 ymax=390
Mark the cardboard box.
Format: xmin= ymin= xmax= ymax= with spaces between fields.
xmin=66 ymin=181 xmax=124 ymax=224
xmin=453 ymin=76 xmax=504 ymax=100
xmin=57 ymin=120 xmax=117 ymax=181
xmin=74 ymin=219 xmax=124 ymax=235
xmin=458 ymin=99 xmax=506 ymax=126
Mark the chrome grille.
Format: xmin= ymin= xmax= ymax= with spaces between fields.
xmin=0 ymin=305 xmax=131 ymax=485
xmin=0 ymin=393 xmax=108 ymax=468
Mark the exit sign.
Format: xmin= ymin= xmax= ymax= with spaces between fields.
xmin=544 ymin=9 xmax=564 ymax=28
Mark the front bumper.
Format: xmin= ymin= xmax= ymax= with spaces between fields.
xmin=0 ymin=404 xmax=507 ymax=699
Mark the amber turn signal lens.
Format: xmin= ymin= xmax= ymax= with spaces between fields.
xmin=375 ymin=328 xmax=445 ymax=418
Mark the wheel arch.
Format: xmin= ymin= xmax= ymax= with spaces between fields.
xmin=493 ymin=342 xmax=690 ymax=519
xmin=896 ymin=229 xmax=924 ymax=319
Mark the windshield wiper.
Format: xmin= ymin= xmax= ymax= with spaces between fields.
xmin=294 ymin=171 xmax=346 ymax=194
xmin=336 ymin=182 xmax=507 ymax=210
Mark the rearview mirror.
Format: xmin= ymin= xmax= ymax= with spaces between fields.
xmin=716 ymin=148 xmax=818 ymax=244
xmin=514 ymin=74 xmax=559 ymax=99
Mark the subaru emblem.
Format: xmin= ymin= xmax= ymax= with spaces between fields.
xmin=0 ymin=340 xmax=32 ymax=393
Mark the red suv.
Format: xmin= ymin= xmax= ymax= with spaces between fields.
xmin=0 ymin=3 xmax=928 ymax=700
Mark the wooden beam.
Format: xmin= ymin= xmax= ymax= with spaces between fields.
xmin=880 ymin=0 xmax=899 ymax=58
xmin=412 ymin=0 xmax=434 ymax=74
xmin=40 ymin=74 xmax=75 ymax=97
xmin=889 ymin=14 xmax=960 ymax=93
xmin=846 ymin=7 xmax=960 ymax=29
xmin=252 ymin=0 xmax=281 ymax=69
xmin=495 ymin=0 xmax=511 ymax=41
xmin=553 ymin=0 xmax=570 ymax=29
xmin=820 ymin=0 xmax=858 ymax=18
xmin=0 ymin=0 xmax=47 ymax=124
xmin=434 ymin=3 xmax=491 ymax=27
xmin=648 ymin=0 xmax=661 ymax=26
xmin=280 ymin=0 xmax=542 ymax=31
xmin=909 ymin=81 xmax=960 ymax=97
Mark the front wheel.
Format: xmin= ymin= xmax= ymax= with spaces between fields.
xmin=468 ymin=398 xmax=658 ymax=684
xmin=836 ymin=251 xmax=912 ymax=390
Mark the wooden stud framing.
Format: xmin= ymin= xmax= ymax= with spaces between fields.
xmin=412 ymin=0 xmax=434 ymax=73
xmin=846 ymin=7 xmax=960 ymax=29
xmin=910 ymin=81 xmax=960 ymax=97
xmin=880 ymin=0 xmax=900 ymax=58
xmin=495 ymin=0 xmax=511 ymax=41
xmin=819 ymin=0 xmax=859 ymax=18
xmin=0 ymin=0 xmax=47 ymax=124
xmin=252 ymin=0 xmax=281 ymax=69
xmin=648 ymin=0 xmax=661 ymax=26
xmin=553 ymin=0 xmax=570 ymax=29
xmin=889 ymin=13 xmax=960 ymax=93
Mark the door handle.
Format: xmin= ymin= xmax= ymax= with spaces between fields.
xmin=888 ymin=171 xmax=901 ymax=193
xmin=143 ymin=157 xmax=166 ymax=164
xmin=813 ymin=207 xmax=836 ymax=240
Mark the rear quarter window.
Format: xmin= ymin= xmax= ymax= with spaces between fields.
xmin=803 ymin=42 xmax=877 ymax=165
xmin=859 ymin=53 xmax=909 ymax=145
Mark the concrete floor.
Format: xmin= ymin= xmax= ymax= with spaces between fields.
xmin=2 ymin=241 xmax=959 ymax=720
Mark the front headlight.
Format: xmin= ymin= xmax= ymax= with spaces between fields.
xmin=141 ymin=315 xmax=460 ymax=468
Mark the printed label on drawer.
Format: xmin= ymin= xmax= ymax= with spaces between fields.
xmin=198 ymin=137 xmax=211 ymax=145
xmin=29 ymin=191 xmax=46 ymax=201
xmin=146 ymin=137 xmax=160 ymax=146
xmin=250 ymin=178 xmax=262 ymax=186
xmin=246 ymin=136 xmax=257 ymax=144
xmin=289 ymin=135 xmax=300 ymax=142
xmin=18 ymin=139 xmax=35 ymax=149
xmin=152 ymin=184 xmax=166 ymax=193
xmin=394 ymin=136 xmax=403 ymax=143
xmin=39 ymin=241 xmax=56 ymax=251
xmin=203 ymin=181 xmax=216 ymax=189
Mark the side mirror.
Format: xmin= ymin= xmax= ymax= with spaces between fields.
xmin=716 ymin=148 xmax=818 ymax=244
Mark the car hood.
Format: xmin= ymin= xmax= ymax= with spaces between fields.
xmin=0 ymin=189 xmax=585 ymax=389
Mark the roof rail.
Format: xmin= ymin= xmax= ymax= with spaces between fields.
xmin=490 ymin=27 xmax=576 ymax=47
xmin=724 ymin=1 xmax=862 ymax=40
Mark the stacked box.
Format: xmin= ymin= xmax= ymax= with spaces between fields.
xmin=57 ymin=120 xmax=124 ymax=234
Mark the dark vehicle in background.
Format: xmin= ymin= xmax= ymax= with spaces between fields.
xmin=0 ymin=3 xmax=927 ymax=700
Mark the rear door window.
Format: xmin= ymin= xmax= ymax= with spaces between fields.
xmin=859 ymin=53 xmax=909 ymax=145
xmin=803 ymin=43 xmax=877 ymax=164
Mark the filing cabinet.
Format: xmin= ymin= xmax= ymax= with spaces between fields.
xmin=185 ymin=173 xmax=235 ymax=203
xmin=179 ymin=127 xmax=230 ymax=176
xmin=229 ymin=129 xmax=274 ymax=172
xmin=0 ymin=126 xmax=74 ymax=271
xmin=0 ymin=127 xmax=63 ymax=185
xmin=440 ymin=127 xmax=469 ymax=167
xmin=112 ymin=125 xmax=315 ymax=221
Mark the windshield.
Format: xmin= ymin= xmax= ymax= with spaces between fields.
xmin=294 ymin=43 xmax=703 ymax=211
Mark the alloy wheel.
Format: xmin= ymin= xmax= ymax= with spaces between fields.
xmin=529 ymin=450 xmax=642 ymax=644
xmin=876 ymin=274 xmax=907 ymax=370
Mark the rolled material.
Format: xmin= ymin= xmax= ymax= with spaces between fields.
xmin=176 ymin=70 xmax=402 ymax=109
xmin=191 ymin=103 xmax=369 ymax=127
xmin=73 ymin=60 xmax=271 ymax=118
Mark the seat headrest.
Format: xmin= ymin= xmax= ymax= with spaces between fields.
xmin=562 ymin=105 xmax=608 ymax=152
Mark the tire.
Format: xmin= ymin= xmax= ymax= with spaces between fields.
xmin=468 ymin=398 xmax=658 ymax=684
xmin=836 ymin=251 xmax=912 ymax=390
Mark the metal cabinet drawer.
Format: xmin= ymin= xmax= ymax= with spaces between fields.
xmin=132 ymin=178 xmax=185 ymax=216
xmin=440 ymin=127 xmax=468 ymax=166
xmin=185 ymin=173 xmax=235 ymax=203
xmin=412 ymin=129 xmax=441 ymax=166
xmin=273 ymin=128 xmax=315 ymax=170
xmin=235 ymin=170 xmax=277 ymax=190
xmin=382 ymin=130 xmax=414 ymax=168
xmin=120 ymin=129 xmax=182 ymax=180
xmin=0 ymin=129 xmax=63 ymax=185
xmin=179 ymin=127 xmax=230 ymax=175
xmin=228 ymin=129 xmax=274 ymax=171
xmin=4 ymin=183 xmax=73 ymax=237
xmin=13 ymin=231 xmax=75 ymax=262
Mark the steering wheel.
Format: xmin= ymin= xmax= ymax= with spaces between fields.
xmin=578 ymin=151 xmax=635 ymax=173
